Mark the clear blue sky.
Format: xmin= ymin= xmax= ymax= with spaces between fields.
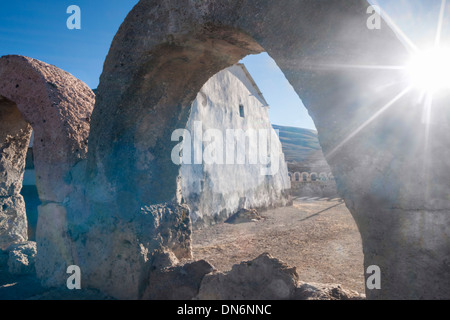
xmin=0 ymin=1 xmax=448 ymax=130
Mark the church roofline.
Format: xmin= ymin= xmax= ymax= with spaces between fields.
xmin=235 ymin=63 xmax=269 ymax=108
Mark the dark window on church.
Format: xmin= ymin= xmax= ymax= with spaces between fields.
xmin=239 ymin=104 xmax=245 ymax=118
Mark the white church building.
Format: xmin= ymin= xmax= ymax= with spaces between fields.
xmin=180 ymin=64 xmax=291 ymax=226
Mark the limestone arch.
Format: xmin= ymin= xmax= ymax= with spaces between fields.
xmin=294 ymin=172 xmax=301 ymax=182
xmin=310 ymin=172 xmax=318 ymax=182
xmin=76 ymin=0 xmax=449 ymax=300
xmin=0 ymin=55 xmax=94 ymax=250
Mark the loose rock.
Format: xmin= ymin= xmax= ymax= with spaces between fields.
xmin=143 ymin=260 xmax=215 ymax=300
xmin=294 ymin=282 xmax=365 ymax=300
xmin=7 ymin=241 xmax=37 ymax=275
xmin=225 ymin=208 xmax=263 ymax=224
xmin=196 ymin=253 xmax=299 ymax=300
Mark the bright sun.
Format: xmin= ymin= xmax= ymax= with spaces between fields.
xmin=407 ymin=48 xmax=450 ymax=93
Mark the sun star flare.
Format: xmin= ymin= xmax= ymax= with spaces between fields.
xmin=407 ymin=48 xmax=450 ymax=93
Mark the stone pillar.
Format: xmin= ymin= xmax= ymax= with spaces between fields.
xmin=0 ymin=96 xmax=32 ymax=250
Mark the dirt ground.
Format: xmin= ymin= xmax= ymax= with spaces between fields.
xmin=192 ymin=198 xmax=365 ymax=294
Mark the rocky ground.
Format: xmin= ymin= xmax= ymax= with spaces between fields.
xmin=0 ymin=198 xmax=365 ymax=299
xmin=192 ymin=198 xmax=365 ymax=294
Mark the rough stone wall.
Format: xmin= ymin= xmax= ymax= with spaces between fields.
xmin=181 ymin=65 xmax=291 ymax=226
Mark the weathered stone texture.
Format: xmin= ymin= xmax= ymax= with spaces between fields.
xmin=0 ymin=55 xmax=94 ymax=203
xmin=7 ymin=241 xmax=37 ymax=275
xmin=143 ymin=260 xmax=214 ymax=300
xmin=68 ymin=202 xmax=192 ymax=300
xmin=294 ymin=282 xmax=365 ymax=300
xmin=0 ymin=196 xmax=28 ymax=250
xmin=197 ymin=253 xmax=299 ymax=300
xmin=35 ymin=203 xmax=74 ymax=287
xmin=0 ymin=96 xmax=32 ymax=198
xmin=0 ymin=96 xmax=31 ymax=249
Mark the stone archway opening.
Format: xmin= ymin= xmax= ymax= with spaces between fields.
xmin=84 ymin=15 xmax=371 ymax=298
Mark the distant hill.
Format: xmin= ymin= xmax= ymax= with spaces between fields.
xmin=272 ymin=125 xmax=320 ymax=163
xmin=272 ymin=125 xmax=330 ymax=173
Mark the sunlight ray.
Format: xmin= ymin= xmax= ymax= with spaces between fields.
xmin=313 ymin=64 xmax=406 ymax=71
xmin=372 ymin=0 xmax=419 ymax=54
xmin=435 ymin=0 xmax=447 ymax=47
xmin=326 ymin=86 xmax=413 ymax=159
xmin=374 ymin=80 xmax=411 ymax=92
xmin=422 ymin=92 xmax=433 ymax=137
xmin=422 ymin=92 xmax=433 ymax=202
